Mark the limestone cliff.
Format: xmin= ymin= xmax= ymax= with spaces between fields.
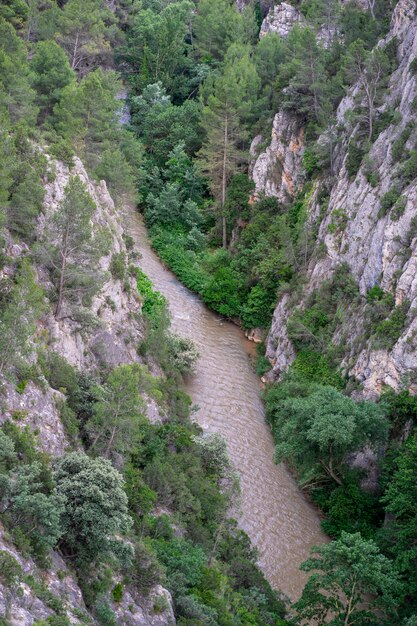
xmin=0 ymin=157 xmax=175 ymax=626
xmin=259 ymin=0 xmax=417 ymax=396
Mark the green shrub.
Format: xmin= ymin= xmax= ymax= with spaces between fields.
xmin=302 ymin=147 xmax=320 ymax=176
xmin=241 ymin=284 xmax=274 ymax=329
xmin=402 ymin=150 xmax=417 ymax=184
xmin=367 ymin=285 xmax=385 ymax=302
xmin=58 ymin=400 xmax=79 ymax=441
xmin=391 ymin=123 xmax=414 ymax=162
xmin=378 ymin=187 xmax=401 ymax=218
xmin=112 ymin=582 xmax=123 ymax=603
xmin=373 ymin=300 xmax=410 ymax=349
xmin=48 ymin=138 xmax=74 ymax=167
xmin=291 ymin=350 xmax=345 ymax=389
xmin=0 ymin=550 xmax=22 ymax=586
xmin=371 ymin=107 xmax=400 ymax=141
xmin=346 ymin=142 xmax=365 ymax=178
xmin=109 ymin=252 xmax=126 ymax=281
xmin=41 ymin=352 xmax=78 ymax=397
xmin=314 ymin=472 xmax=383 ymax=539
xmin=409 ymin=57 xmax=417 ymax=75
xmin=94 ymin=600 xmax=117 ymax=626
xmin=24 ymin=575 xmax=65 ymax=615
xmin=137 ymin=269 xmax=167 ymax=321
xmin=390 ymin=196 xmax=407 ymax=221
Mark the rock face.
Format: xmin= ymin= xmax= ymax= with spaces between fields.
xmin=251 ymin=110 xmax=305 ymax=204
xmin=40 ymin=157 xmax=145 ymax=371
xmin=0 ymin=523 xmax=175 ymax=626
xmin=262 ymin=0 xmax=417 ymax=396
xmin=0 ymin=156 xmax=176 ymax=625
xmin=260 ymin=2 xmax=305 ymax=37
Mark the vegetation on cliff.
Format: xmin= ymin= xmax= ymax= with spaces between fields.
xmin=1 ymin=0 xmax=417 ymax=624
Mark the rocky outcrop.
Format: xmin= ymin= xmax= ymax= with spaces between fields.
xmin=40 ymin=157 xmax=145 ymax=371
xmin=251 ymin=110 xmax=305 ymax=204
xmin=0 ymin=524 xmax=175 ymax=626
xmin=264 ymin=0 xmax=417 ymax=396
xmin=0 ymin=156 xmax=176 ymax=625
xmin=260 ymin=2 xmax=305 ymax=37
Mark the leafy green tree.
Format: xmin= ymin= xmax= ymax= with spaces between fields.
xmin=55 ymin=0 xmax=116 ymax=75
xmin=7 ymin=462 xmax=65 ymax=555
xmin=280 ymin=26 xmax=334 ymax=128
xmin=130 ymin=82 xmax=202 ymax=166
xmin=343 ymin=40 xmax=390 ymax=140
xmin=38 ymin=175 xmax=106 ymax=318
xmin=86 ymin=364 xmax=149 ymax=460
xmin=119 ymin=1 xmax=194 ymax=100
xmin=31 ymin=40 xmax=75 ymax=120
xmin=8 ymin=168 xmax=45 ymax=241
xmin=194 ymin=0 xmax=245 ymax=63
xmin=295 ymin=532 xmax=403 ymax=625
xmin=0 ymin=260 xmax=45 ymax=377
xmin=198 ymin=68 xmax=246 ymax=247
xmin=52 ymin=69 xmax=122 ymax=170
xmin=0 ymin=17 xmax=37 ymax=124
xmin=54 ymin=452 xmax=132 ymax=564
xmin=382 ymin=433 xmax=417 ymax=606
xmin=266 ymin=382 xmax=388 ymax=486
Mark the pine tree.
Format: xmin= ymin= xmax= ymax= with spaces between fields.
xmin=38 ymin=176 xmax=106 ymax=318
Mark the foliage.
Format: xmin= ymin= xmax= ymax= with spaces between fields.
xmin=295 ymin=532 xmax=403 ymax=625
xmin=265 ymin=380 xmax=388 ymax=487
xmin=37 ymin=175 xmax=106 ymax=318
xmin=372 ymin=300 xmax=410 ymax=349
xmin=85 ymin=364 xmax=149 ymax=460
xmin=381 ymin=433 xmax=417 ymax=609
xmin=54 ymin=453 xmax=132 ymax=565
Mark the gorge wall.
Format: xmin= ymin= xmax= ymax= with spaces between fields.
xmin=252 ymin=0 xmax=417 ymax=397
xmin=0 ymin=157 xmax=175 ymax=626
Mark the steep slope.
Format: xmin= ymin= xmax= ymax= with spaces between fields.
xmin=0 ymin=156 xmax=176 ymax=626
xmin=262 ymin=0 xmax=417 ymax=396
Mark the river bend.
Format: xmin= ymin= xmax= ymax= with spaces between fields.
xmin=127 ymin=211 xmax=326 ymax=600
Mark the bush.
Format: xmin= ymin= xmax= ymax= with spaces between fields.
xmin=94 ymin=601 xmax=117 ymax=626
xmin=367 ymin=285 xmax=385 ymax=302
xmin=112 ymin=582 xmax=123 ymax=602
xmin=401 ymin=150 xmax=417 ymax=184
xmin=167 ymin=333 xmax=199 ymax=375
xmin=391 ymin=123 xmax=414 ymax=162
xmin=373 ymin=300 xmax=410 ymax=349
xmin=379 ymin=187 xmax=401 ymax=218
xmin=390 ymin=196 xmax=407 ymax=221
xmin=109 ymin=252 xmax=126 ymax=281
xmin=0 ymin=551 xmax=22 ymax=586
xmin=346 ymin=142 xmax=365 ymax=178
xmin=41 ymin=352 xmax=78 ymax=397
xmin=291 ymin=350 xmax=345 ymax=389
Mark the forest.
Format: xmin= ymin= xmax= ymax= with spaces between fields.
xmin=0 ymin=0 xmax=417 ymax=624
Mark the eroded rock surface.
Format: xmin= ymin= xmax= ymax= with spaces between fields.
xmin=251 ymin=110 xmax=305 ymax=204
xmin=262 ymin=0 xmax=417 ymax=396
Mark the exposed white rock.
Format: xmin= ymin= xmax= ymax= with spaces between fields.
xmin=0 ymin=523 xmax=88 ymax=625
xmin=0 ymin=382 xmax=68 ymax=456
xmin=265 ymin=0 xmax=417 ymax=395
xmin=40 ymin=157 xmax=145 ymax=370
xmin=260 ymin=2 xmax=305 ymax=37
xmin=251 ymin=110 xmax=305 ymax=204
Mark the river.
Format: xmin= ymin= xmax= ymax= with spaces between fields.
xmin=127 ymin=212 xmax=326 ymax=601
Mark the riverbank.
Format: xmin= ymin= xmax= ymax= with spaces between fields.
xmin=124 ymin=206 xmax=326 ymax=600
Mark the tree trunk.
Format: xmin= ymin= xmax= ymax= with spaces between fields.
xmin=221 ymin=113 xmax=228 ymax=249
xmin=104 ymin=425 xmax=117 ymax=458
xmin=55 ymin=223 xmax=70 ymax=318
xmin=71 ymin=31 xmax=79 ymax=70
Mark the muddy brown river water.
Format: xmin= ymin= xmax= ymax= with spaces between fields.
xmin=128 ymin=213 xmax=326 ymax=600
